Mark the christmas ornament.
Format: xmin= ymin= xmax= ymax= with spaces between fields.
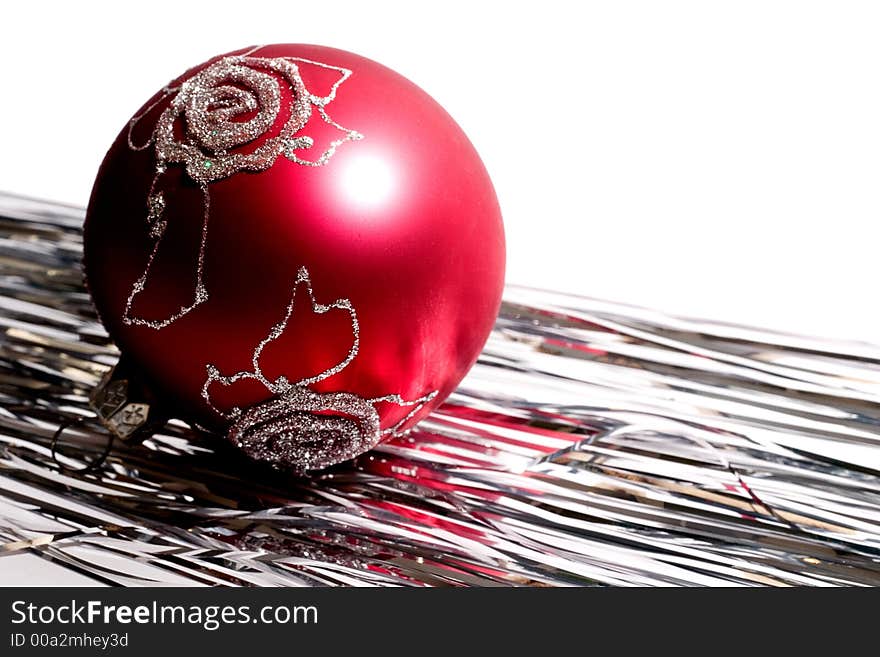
xmin=81 ymin=44 xmax=505 ymax=471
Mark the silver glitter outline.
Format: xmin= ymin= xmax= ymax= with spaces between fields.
xmin=200 ymin=266 xmax=360 ymax=420
xmin=200 ymin=267 xmax=440 ymax=466
xmin=127 ymin=85 xmax=180 ymax=151
xmin=368 ymin=391 xmax=440 ymax=437
xmin=280 ymin=56 xmax=364 ymax=167
xmin=122 ymin=181 xmax=210 ymax=330
xmin=123 ymin=50 xmax=362 ymax=330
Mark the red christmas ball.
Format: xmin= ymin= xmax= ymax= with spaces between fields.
xmin=83 ymin=44 xmax=505 ymax=470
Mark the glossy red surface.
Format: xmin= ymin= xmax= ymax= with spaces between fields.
xmin=84 ymin=44 xmax=505 ymax=435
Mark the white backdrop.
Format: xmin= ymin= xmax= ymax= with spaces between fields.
xmin=3 ymin=1 xmax=879 ymax=342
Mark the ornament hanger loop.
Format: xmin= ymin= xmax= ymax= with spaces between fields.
xmin=50 ymin=417 xmax=115 ymax=475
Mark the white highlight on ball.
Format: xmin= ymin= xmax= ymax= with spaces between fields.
xmin=339 ymin=153 xmax=396 ymax=209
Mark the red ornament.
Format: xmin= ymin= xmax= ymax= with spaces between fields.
xmin=83 ymin=44 xmax=505 ymax=470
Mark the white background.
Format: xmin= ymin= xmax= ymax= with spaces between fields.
xmin=2 ymin=1 xmax=879 ymax=342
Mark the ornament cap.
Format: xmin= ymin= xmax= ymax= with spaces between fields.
xmin=89 ymin=354 xmax=169 ymax=442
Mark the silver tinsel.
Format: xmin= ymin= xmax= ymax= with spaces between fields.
xmin=0 ymin=192 xmax=879 ymax=586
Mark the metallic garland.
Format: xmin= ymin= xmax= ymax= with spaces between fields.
xmin=1 ymin=193 xmax=879 ymax=586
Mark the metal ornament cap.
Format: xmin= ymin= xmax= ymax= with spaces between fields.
xmin=89 ymin=354 xmax=168 ymax=443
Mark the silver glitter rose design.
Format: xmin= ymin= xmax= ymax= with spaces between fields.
xmin=125 ymin=46 xmax=363 ymax=329
xmin=201 ymin=267 xmax=438 ymax=471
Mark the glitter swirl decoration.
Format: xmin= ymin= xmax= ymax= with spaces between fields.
xmin=123 ymin=46 xmax=363 ymax=330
